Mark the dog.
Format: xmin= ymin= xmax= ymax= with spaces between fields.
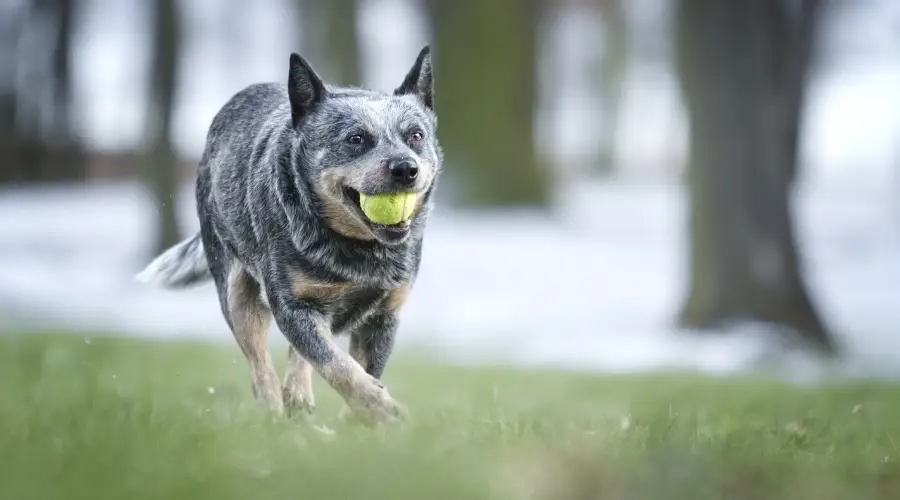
xmin=136 ymin=46 xmax=441 ymax=425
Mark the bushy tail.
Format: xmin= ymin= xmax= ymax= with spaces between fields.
xmin=135 ymin=233 xmax=211 ymax=288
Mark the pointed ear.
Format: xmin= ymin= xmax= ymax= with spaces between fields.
xmin=394 ymin=45 xmax=434 ymax=110
xmin=288 ymin=53 xmax=326 ymax=128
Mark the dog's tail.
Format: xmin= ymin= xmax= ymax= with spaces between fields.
xmin=135 ymin=233 xmax=211 ymax=288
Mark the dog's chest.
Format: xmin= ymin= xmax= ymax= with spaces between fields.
xmin=286 ymin=267 xmax=409 ymax=335
xmin=328 ymin=286 xmax=388 ymax=335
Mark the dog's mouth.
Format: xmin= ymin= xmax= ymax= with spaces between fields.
xmin=342 ymin=187 xmax=413 ymax=243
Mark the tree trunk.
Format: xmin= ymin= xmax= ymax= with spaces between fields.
xmin=46 ymin=0 xmax=85 ymax=183
xmin=781 ymin=0 xmax=822 ymax=184
xmin=147 ymin=0 xmax=182 ymax=255
xmin=427 ymin=0 xmax=550 ymax=207
xmin=595 ymin=0 xmax=627 ymax=174
xmin=0 ymin=0 xmax=85 ymax=185
xmin=51 ymin=0 xmax=74 ymax=141
xmin=675 ymin=0 xmax=834 ymax=353
xmin=296 ymin=0 xmax=361 ymax=86
xmin=0 ymin=4 xmax=22 ymax=184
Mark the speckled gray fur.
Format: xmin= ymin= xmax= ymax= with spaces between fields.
xmin=137 ymin=46 xmax=441 ymax=423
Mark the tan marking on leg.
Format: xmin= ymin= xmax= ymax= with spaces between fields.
xmin=384 ymin=282 xmax=410 ymax=312
xmin=287 ymin=267 xmax=351 ymax=300
xmin=334 ymin=334 xmax=364 ymax=424
xmin=282 ymin=346 xmax=315 ymax=416
xmin=228 ymin=262 xmax=283 ymax=413
xmin=342 ymin=333 xmax=372 ymax=424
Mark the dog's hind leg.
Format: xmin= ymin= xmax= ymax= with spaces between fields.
xmin=282 ymin=346 xmax=315 ymax=416
xmin=196 ymin=178 xmax=280 ymax=413
xmin=227 ymin=263 xmax=283 ymax=413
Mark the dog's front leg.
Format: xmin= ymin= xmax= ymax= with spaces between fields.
xmin=349 ymin=310 xmax=398 ymax=379
xmin=265 ymin=284 xmax=407 ymax=425
xmin=349 ymin=283 xmax=408 ymax=378
xmin=341 ymin=292 xmax=404 ymax=424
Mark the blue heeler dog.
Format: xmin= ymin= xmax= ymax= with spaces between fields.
xmin=136 ymin=46 xmax=440 ymax=424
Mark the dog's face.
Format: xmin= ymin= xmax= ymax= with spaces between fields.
xmin=288 ymin=47 xmax=441 ymax=245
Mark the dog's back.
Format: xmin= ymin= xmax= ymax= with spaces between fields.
xmin=196 ymin=83 xmax=294 ymax=272
xmin=204 ymin=82 xmax=290 ymax=169
xmin=135 ymin=82 xmax=292 ymax=289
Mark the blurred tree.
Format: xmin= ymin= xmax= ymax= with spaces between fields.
xmin=296 ymin=0 xmax=361 ymax=86
xmin=427 ymin=0 xmax=550 ymax=207
xmin=675 ymin=0 xmax=834 ymax=352
xmin=0 ymin=4 xmax=22 ymax=177
xmin=595 ymin=0 xmax=627 ymax=174
xmin=0 ymin=0 xmax=85 ymax=184
xmin=146 ymin=0 xmax=182 ymax=255
xmin=781 ymin=0 xmax=820 ymax=185
xmin=44 ymin=0 xmax=84 ymax=181
xmin=47 ymin=0 xmax=74 ymax=143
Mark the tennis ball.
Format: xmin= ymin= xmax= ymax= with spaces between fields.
xmin=359 ymin=192 xmax=418 ymax=225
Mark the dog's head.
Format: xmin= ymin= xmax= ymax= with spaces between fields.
xmin=287 ymin=46 xmax=441 ymax=245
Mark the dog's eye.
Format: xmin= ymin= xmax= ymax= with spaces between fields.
xmin=408 ymin=131 xmax=424 ymax=143
xmin=346 ymin=134 xmax=364 ymax=145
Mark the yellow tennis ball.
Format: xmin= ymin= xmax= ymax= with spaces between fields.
xmin=359 ymin=192 xmax=418 ymax=225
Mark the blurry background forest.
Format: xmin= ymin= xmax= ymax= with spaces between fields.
xmin=2 ymin=0 xmax=900 ymax=380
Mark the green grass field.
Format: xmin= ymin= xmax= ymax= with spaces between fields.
xmin=2 ymin=332 xmax=900 ymax=499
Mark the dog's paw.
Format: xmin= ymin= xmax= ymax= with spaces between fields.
xmin=358 ymin=391 xmax=408 ymax=426
xmin=336 ymin=403 xmax=355 ymax=423
xmin=341 ymin=379 xmax=408 ymax=426
xmin=252 ymin=381 xmax=286 ymax=415
xmin=378 ymin=395 xmax=408 ymax=423
xmin=340 ymin=403 xmax=407 ymax=428
xmin=283 ymin=387 xmax=316 ymax=419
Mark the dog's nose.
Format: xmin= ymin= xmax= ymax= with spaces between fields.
xmin=389 ymin=158 xmax=418 ymax=186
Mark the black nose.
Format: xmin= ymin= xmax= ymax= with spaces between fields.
xmin=389 ymin=158 xmax=418 ymax=186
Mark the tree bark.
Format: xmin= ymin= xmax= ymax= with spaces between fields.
xmin=0 ymin=4 xmax=22 ymax=184
xmin=296 ymin=0 xmax=361 ymax=86
xmin=46 ymin=0 xmax=85 ymax=183
xmin=781 ymin=0 xmax=822 ymax=184
xmin=51 ymin=0 xmax=74 ymax=141
xmin=147 ymin=0 xmax=182 ymax=255
xmin=675 ymin=0 xmax=834 ymax=353
xmin=427 ymin=0 xmax=550 ymax=207
xmin=595 ymin=0 xmax=627 ymax=174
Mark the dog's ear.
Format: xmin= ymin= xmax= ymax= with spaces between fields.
xmin=288 ymin=53 xmax=326 ymax=128
xmin=394 ymin=45 xmax=433 ymax=110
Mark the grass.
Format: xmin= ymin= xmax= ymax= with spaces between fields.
xmin=2 ymin=333 xmax=900 ymax=499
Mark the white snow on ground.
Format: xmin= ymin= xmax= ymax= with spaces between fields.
xmin=0 ymin=177 xmax=898 ymax=383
